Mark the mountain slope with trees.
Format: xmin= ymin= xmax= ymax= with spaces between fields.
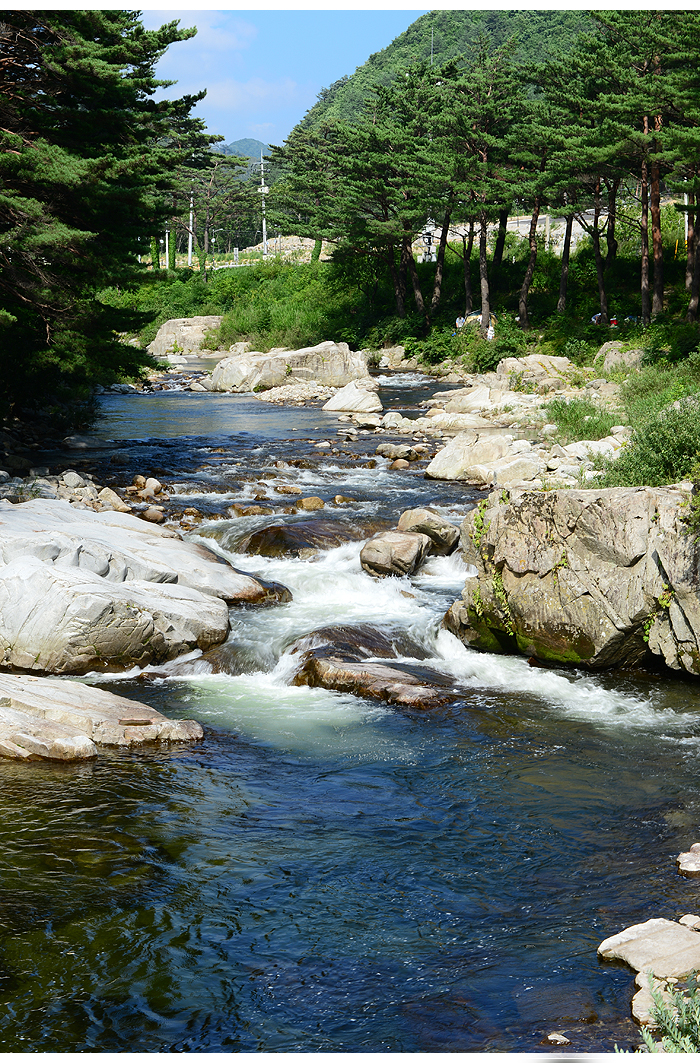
xmin=301 ymin=9 xmax=592 ymax=130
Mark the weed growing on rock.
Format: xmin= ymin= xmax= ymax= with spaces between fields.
xmin=471 ymin=498 xmax=491 ymax=550
xmin=552 ymin=549 xmax=569 ymax=584
xmin=492 ymin=570 xmax=515 ymax=635
xmin=642 ymin=585 xmax=674 ymax=643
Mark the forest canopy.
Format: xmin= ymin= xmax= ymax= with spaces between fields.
xmin=0 ymin=10 xmax=216 ymax=423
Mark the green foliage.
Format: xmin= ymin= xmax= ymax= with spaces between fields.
xmin=404 ymin=326 xmax=471 ymax=365
xmin=638 ymin=974 xmax=700 ymax=1053
xmin=543 ymin=398 xmax=618 ymax=444
xmin=603 ymin=395 xmax=700 ymax=487
xmin=471 ymin=498 xmax=491 ymax=551
xmin=301 ymin=10 xmax=593 ymax=130
xmin=0 ymin=11 xmax=212 ymax=423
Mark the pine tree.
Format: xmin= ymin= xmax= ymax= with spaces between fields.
xmin=0 ymin=11 xmax=210 ymax=421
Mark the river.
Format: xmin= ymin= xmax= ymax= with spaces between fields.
xmin=4 ymin=372 xmax=700 ymax=1052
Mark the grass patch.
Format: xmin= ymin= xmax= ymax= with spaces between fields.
xmin=543 ymin=397 xmax=618 ymax=445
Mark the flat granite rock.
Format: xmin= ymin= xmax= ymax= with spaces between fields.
xmin=598 ymin=917 xmax=700 ymax=979
xmin=0 ymin=674 xmax=203 ymax=760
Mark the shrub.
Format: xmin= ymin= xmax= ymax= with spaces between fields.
xmin=543 ymin=397 xmax=618 ymax=444
xmin=639 ymin=973 xmax=700 ymax=1053
xmin=602 ymin=395 xmax=700 ymax=486
xmin=405 ymin=326 xmax=472 ymax=365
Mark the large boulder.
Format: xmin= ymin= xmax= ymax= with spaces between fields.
xmin=210 ymin=340 xmax=370 ymax=393
xmin=0 ymin=674 xmax=202 ymax=760
xmin=598 ymin=917 xmax=700 ymax=1028
xmin=147 ymin=316 xmax=223 ymax=361
xmin=322 ymin=380 xmax=382 ymax=413
xmin=596 ymin=340 xmax=644 ymax=373
xmin=396 ymin=508 xmax=460 ymax=555
xmin=444 ymin=485 xmax=700 ymax=673
xmin=288 ymin=623 xmax=455 ymax=709
xmin=425 ymin=431 xmax=515 ymax=482
xmin=496 ymin=353 xmax=576 ymax=390
xmin=360 ymin=530 xmax=431 ymax=577
xmin=0 ymin=499 xmax=289 ymax=674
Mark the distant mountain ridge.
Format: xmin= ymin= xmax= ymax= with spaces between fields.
xmin=216 ymin=138 xmax=271 ymax=161
xmin=300 ymin=9 xmax=593 ymax=129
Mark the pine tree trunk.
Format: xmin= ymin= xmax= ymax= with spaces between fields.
xmin=478 ymin=210 xmax=490 ymax=337
xmin=605 ymin=178 xmax=620 ymax=270
xmin=407 ymin=246 xmax=426 ymax=319
xmin=518 ymin=197 xmax=541 ymax=330
xmin=388 ymin=243 xmax=406 ymax=318
xmin=686 ymin=191 xmax=695 ymax=291
xmin=641 ymin=156 xmax=651 ymax=327
xmin=430 ymin=210 xmax=452 ymax=313
xmin=557 ymin=213 xmax=574 ymax=313
xmin=492 ymin=207 xmax=509 ymax=272
xmin=651 ymin=158 xmax=664 ymax=316
xmin=592 ymin=181 xmax=609 ymax=324
xmin=168 ymin=219 xmax=176 ymax=270
xmin=687 ymin=224 xmax=700 ymax=322
xmin=463 ymin=221 xmax=475 ymax=315
xmin=150 ymin=236 xmax=160 ymax=270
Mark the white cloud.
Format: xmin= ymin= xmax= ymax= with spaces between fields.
xmin=203 ymin=76 xmax=302 ymax=111
xmin=141 ymin=10 xmax=257 ymax=53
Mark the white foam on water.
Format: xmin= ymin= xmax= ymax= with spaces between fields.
xmin=430 ymin=628 xmax=700 ymax=733
xmin=412 ymin=552 xmax=475 ymax=589
xmin=158 ymin=664 xmax=421 ymax=762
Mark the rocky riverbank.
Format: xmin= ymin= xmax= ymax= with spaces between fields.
xmin=444 ymin=484 xmax=700 ymax=676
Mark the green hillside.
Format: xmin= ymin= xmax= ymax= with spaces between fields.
xmin=218 ymin=137 xmax=270 ymax=161
xmin=301 ymin=9 xmax=593 ymax=129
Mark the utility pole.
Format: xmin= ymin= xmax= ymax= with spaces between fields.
xmin=260 ymin=152 xmax=268 ymax=258
xmin=188 ymin=192 xmax=194 ymax=267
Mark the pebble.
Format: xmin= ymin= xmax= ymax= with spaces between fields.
xmin=298 ymin=496 xmax=325 ymax=511
xmin=545 ymin=1032 xmax=571 ymax=1046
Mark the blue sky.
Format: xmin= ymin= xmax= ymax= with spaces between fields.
xmin=140 ymin=10 xmax=427 ymax=147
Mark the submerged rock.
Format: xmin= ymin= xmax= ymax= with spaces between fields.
xmin=234 ymin=518 xmax=370 ymax=558
xmin=445 ymin=485 xmax=700 ymax=673
xmin=0 ymin=674 xmax=203 ymax=760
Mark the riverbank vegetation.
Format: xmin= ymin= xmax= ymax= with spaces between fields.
xmin=4 ymin=8 xmax=700 ymax=463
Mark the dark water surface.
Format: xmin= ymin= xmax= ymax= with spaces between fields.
xmin=4 ymin=376 xmax=700 ymax=1052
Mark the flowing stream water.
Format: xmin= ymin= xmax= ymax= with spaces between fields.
xmin=5 ymin=374 xmax=700 ymax=1051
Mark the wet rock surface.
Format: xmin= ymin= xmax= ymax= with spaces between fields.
xmin=234 ymin=518 xmax=378 ymax=558
xmin=287 ymin=623 xmax=456 ymax=709
xmin=0 ymin=673 xmax=202 ymax=760
xmin=360 ymin=530 xmax=432 ymax=578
